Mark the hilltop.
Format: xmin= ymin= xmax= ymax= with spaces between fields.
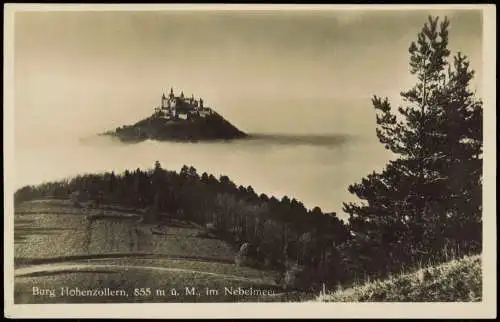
xmin=102 ymin=88 xmax=247 ymax=143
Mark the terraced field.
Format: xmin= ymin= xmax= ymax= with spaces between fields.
xmin=14 ymin=199 xmax=282 ymax=303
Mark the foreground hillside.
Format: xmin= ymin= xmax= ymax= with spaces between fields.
xmin=14 ymin=199 xmax=284 ymax=303
xmin=14 ymin=164 xmax=351 ymax=295
xmin=15 ymin=165 xmax=481 ymax=303
xmin=316 ymin=255 xmax=482 ymax=302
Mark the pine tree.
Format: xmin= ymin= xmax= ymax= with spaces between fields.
xmin=342 ymin=16 xmax=483 ymax=275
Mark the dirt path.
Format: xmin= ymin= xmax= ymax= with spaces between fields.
xmin=15 ymin=253 xmax=235 ymax=267
xmin=16 ymin=262 xmax=272 ymax=285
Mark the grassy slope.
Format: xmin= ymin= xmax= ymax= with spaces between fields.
xmin=317 ymin=255 xmax=482 ymax=302
xmin=15 ymin=200 xmax=236 ymax=262
xmin=14 ymin=199 xmax=282 ymax=303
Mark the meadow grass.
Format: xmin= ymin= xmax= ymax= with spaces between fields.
xmin=316 ymin=254 xmax=482 ymax=302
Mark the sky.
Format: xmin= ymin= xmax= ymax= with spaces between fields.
xmin=13 ymin=8 xmax=483 ymax=143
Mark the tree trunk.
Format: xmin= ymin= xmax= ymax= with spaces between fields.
xmin=416 ymin=63 xmax=428 ymax=249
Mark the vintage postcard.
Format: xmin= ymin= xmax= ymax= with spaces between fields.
xmin=3 ymin=3 xmax=496 ymax=319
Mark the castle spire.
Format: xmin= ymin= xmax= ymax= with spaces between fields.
xmin=161 ymin=93 xmax=166 ymax=108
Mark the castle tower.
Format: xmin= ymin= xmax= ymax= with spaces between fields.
xmin=180 ymin=91 xmax=184 ymax=99
xmin=161 ymin=93 xmax=167 ymax=108
xmin=200 ymin=98 xmax=204 ymax=108
xmin=169 ymin=87 xmax=174 ymax=98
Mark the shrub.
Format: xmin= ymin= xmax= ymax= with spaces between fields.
xmin=234 ymin=242 xmax=259 ymax=267
xmin=194 ymin=222 xmax=218 ymax=239
xmin=205 ymin=222 xmax=218 ymax=234
xmin=70 ymin=191 xmax=83 ymax=208
xmin=281 ymin=264 xmax=306 ymax=291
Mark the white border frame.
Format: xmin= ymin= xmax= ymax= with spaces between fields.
xmin=3 ymin=3 xmax=496 ymax=319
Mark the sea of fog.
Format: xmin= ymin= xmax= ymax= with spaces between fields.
xmin=14 ymin=134 xmax=392 ymax=221
xmin=13 ymin=97 xmax=394 ymax=220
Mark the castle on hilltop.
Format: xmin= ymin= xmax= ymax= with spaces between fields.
xmin=154 ymin=87 xmax=214 ymax=120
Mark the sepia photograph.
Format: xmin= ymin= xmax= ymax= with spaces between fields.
xmin=3 ymin=3 xmax=496 ymax=319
